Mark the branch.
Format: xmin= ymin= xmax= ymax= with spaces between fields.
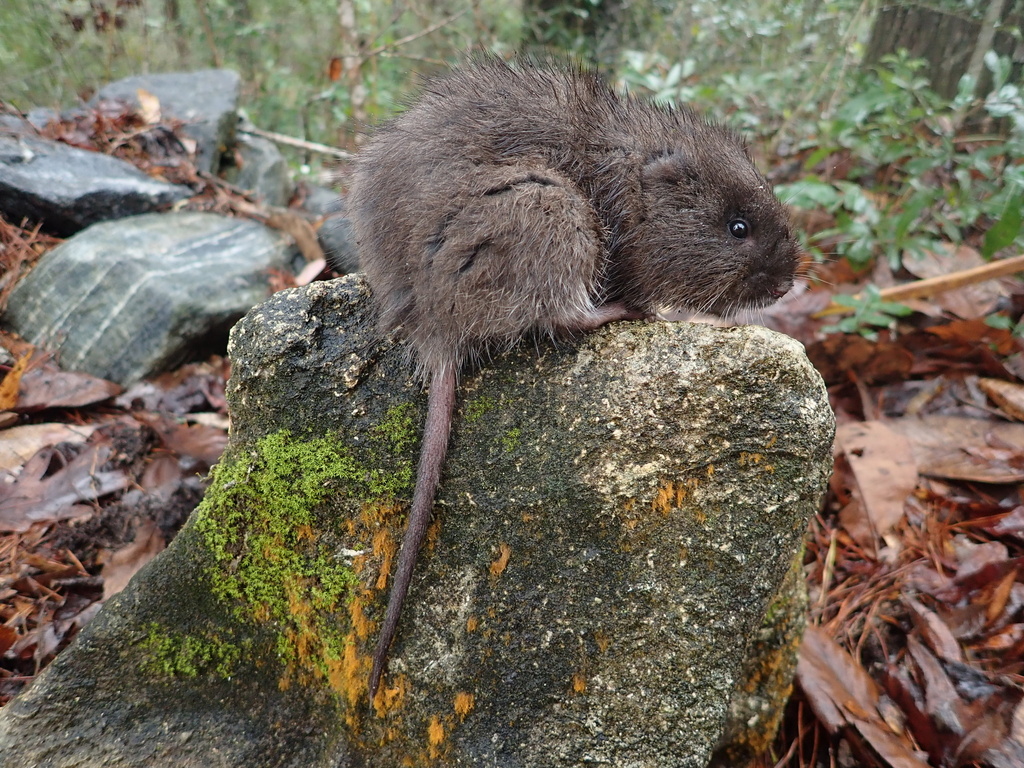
xmin=817 ymin=252 xmax=1024 ymax=316
xmin=362 ymin=10 xmax=468 ymax=60
xmin=239 ymin=127 xmax=352 ymax=159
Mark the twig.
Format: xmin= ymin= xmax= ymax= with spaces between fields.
xmin=239 ymin=127 xmax=352 ymax=159
xmin=817 ymin=252 xmax=1024 ymax=316
xmin=362 ymin=10 xmax=468 ymax=59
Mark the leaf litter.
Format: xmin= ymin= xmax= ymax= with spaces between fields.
xmin=0 ymin=347 xmax=230 ymax=704
xmin=754 ymin=256 xmax=1024 ymax=766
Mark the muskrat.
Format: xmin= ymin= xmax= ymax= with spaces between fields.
xmin=346 ymin=56 xmax=800 ymax=702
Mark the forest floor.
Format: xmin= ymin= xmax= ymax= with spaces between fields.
xmin=2 ymin=102 xmax=1024 ymax=768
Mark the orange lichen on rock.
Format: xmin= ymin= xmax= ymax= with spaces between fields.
xmin=489 ymin=543 xmax=511 ymax=577
xmin=651 ymin=477 xmax=700 ymax=516
xmin=427 ymin=715 xmax=447 ymax=760
xmin=453 ymin=691 xmax=475 ymax=719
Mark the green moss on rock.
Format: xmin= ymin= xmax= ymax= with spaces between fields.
xmin=192 ymin=427 xmax=412 ymax=689
xmin=142 ymin=622 xmax=243 ymax=679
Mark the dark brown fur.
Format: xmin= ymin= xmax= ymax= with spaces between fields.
xmin=347 ymin=57 xmax=800 ymax=702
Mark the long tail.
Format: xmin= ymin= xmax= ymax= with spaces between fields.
xmin=369 ymin=364 xmax=457 ymax=702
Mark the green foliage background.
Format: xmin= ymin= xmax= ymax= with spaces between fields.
xmin=2 ymin=0 xmax=1022 ymax=302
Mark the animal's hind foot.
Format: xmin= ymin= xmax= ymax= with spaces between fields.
xmin=575 ymin=302 xmax=648 ymax=331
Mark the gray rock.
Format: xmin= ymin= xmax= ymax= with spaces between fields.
xmin=292 ymin=185 xmax=358 ymax=273
xmin=0 ymin=275 xmax=834 ymax=767
xmin=25 ymin=107 xmax=58 ymax=131
xmin=3 ymin=211 xmax=299 ymax=385
xmin=297 ymin=183 xmax=344 ymax=216
xmin=93 ymin=70 xmax=241 ymax=174
xmin=319 ymin=212 xmax=359 ymax=273
xmin=0 ymin=135 xmax=191 ymax=236
xmin=225 ymin=130 xmax=292 ymax=207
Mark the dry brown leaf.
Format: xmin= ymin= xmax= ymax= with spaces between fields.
xmin=905 ymin=595 xmax=963 ymax=663
xmin=100 ymin=519 xmax=165 ymax=600
xmin=15 ymin=366 xmax=121 ymax=412
xmin=907 ymin=636 xmax=964 ymax=734
xmin=139 ymin=454 xmax=183 ymax=502
xmin=0 ymin=444 xmax=130 ymax=532
xmin=797 ymin=624 xmax=882 ymax=732
xmin=886 ymin=415 xmax=1024 ymax=483
xmin=0 ymin=423 xmax=99 ymax=472
xmin=926 ymin=319 xmax=1018 ymax=357
xmin=835 ymin=421 xmax=918 ymax=541
xmin=0 ymin=625 xmax=17 ymax=656
xmin=852 ymin=719 xmax=932 ymax=768
xmin=979 ymin=378 xmax=1024 ymax=422
xmin=135 ymin=88 xmax=161 ymax=124
xmin=133 ymin=412 xmax=228 ymax=465
xmin=0 ymin=353 xmax=30 ymax=410
xmin=986 ymin=568 xmax=1018 ymax=625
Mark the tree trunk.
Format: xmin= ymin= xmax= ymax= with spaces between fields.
xmin=864 ymin=2 xmax=1022 ymax=99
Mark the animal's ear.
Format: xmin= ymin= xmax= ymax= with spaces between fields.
xmin=641 ymin=150 xmax=699 ymax=188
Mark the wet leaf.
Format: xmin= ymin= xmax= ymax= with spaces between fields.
xmin=0 ymin=444 xmax=130 ymax=532
xmin=99 ymin=519 xmax=165 ymax=600
xmin=14 ymin=366 xmax=121 ymax=412
xmin=0 ymin=423 xmax=99 ymax=472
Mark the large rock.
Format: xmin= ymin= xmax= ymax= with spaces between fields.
xmin=223 ymin=121 xmax=293 ymax=207
xmin=93 ymin=70 xmax=241 ymax=174
xmin=319 ymin=212 xmax=359 ymax=273
xmin=0 ymin=135 xmax=191 ymax=236
xmin=295 ymin=184 xmax=360 ymax=274
xmin=0 ymin=276 xmax=834 ymax=767
xmin=3 ymin=211 xmax=299 ymax=385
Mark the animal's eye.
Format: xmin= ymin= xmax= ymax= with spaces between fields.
xmin=728 ymin=219 xmax=749 ymax=239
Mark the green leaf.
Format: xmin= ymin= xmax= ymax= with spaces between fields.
xmin=876 ymin=301 xmax=913 ymax=316
xmin=983 ymin=186 xmax=1024 ymax=258
xmin=775 ymin=179 xmax=840 ymax=210
xmin=832 ymin=293 xmax=862 ymax=308
xmin=985 ymin=314 xmax=1013 ymax=330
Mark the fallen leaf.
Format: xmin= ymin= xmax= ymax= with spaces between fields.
xmin=0 ymin=444 xmax=130 ymax=532
xmin=100 ymin=519 xmax=165 ymax=600
xmin=797 ymin=624 xmax=882 ymax=732
xmin=136 ymin=88 xmax=161 ymax=124
xmin=979 ymin=378 xmax=1024 ymax=422
xmin=0 ymin=423 xmax=99 ymax=472
xmin=852 ymin=719 xmax=932 ymax=768
xmin=835 ymin=421 xmax=918 ymax=542
xmin=14 ymin=366 xmax=121 ymax=412
xmin=886 ymin=415 xmax=1024 ymax=483
xmin=139 ymin=454 xmax=183 ymax=499
xmin=0 ymin=353 xmax=30 ymax=410
xmin=809 ymin=335 xmax=915 ymax=386
xmin=133 ymin=412 xmax=228 ymax=465
xmin=905 ymin=595 xmax=963 ymax=663
xmin=907 ymin=635 xmax=964 ymax=734
xmin=926 ymin=319 xmax=1018 ymax=357
xmin=903 ymin=244 xmax=1005 ymax=319
xmin=0 ymin=625 xmax=17 ymax=656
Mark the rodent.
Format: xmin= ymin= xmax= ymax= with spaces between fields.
xmin=346 ymin=56 xmax=800 ymax=703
